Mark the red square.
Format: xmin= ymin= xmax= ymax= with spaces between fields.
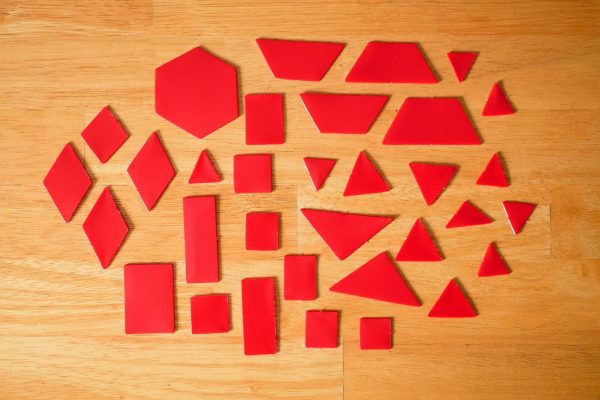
xmin=305 ymin=310 xmax=339 ymax=348
xmin=124 ymin=263 xmax=174 ymax=334
xmin=360 ymin=317 xmax=392 ymax=350
xmin=284 ymin=255 xmax=317 ymax=300
xmin=190 ymin=294 xmax=230 ymax=334
xmin=246 ymin=212 xmax=280 ymax=250
xmin=245 ymin=93 xmax=284 ymax=145
xmin=234 ymin=154 xmax=273 ymax=193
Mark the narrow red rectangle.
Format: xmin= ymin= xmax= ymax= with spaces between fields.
xmin=241 ymin=277 xmax=277 ymax=355
xmin=184 ymin=196 xmax=219 ymax=283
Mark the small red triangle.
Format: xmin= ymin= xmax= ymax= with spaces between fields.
xmin=189 ymin=150 xmax=221 ymax=184
xmin=478 ymin=243 xmax=510 ymax=277
xmin=396 ymin=218 xmax=443 ymax=262
xmin=330 ymin=252 xmax=420 ymax=306
xmin=343 ymin=151 xmax=390 ymax=196
xmin=447 ymin=51 xmax=477 ymax=82
xmin=428 ymin=279 xmax=477 ymax=318
xmin=409 ymin=162 xmax=458 ymax=205
xmin=482 ymin=82 xmax=515 ymax=116
xmin=476 ymin=153 xmax=509 ymax=187
xmin=446 ymin=201 xmax=493 ymax=228
xmin=503 ymin=201 xmax=536 ymax=235
xmin=303 ymin=157 xmax=336 ymax=190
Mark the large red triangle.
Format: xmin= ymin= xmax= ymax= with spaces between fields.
xmin=428 ymin=279 xmax=477 ymax=318
xmin=396 ymin=218 xmax=442 ymax=262
xmin=189 ymin=150 xmax=221 ymax=184
xmin=330 ymin=252 xmax=420 ymax=306
xmin=476 ymin=153 xmax=509 ymax=187
xmin=303 ymin=157 xmax=336 ymax=191
xmin=482 ymin=82 xmax=515 ymax=116
xmin=503 ymin=201 xmax=536 ymax=235
xmin=446 ymin=201 xmax=493 ymax=228
xmin=409 ymin=162 xmax=458 ymax=205
xmin=478 ymin=243 xmax=510 ymax=277
xmin=343 ymin=151 xmax=390 ymax=196
xmin=301 ymin=209 xmax=394 ymax=260
xmin=447 ymin=51 xmax=477 ymax=82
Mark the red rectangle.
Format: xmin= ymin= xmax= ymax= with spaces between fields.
xmin=245 ymin=93 xmax=284 ymax=145
xmin=241 ymin=277 xmax=277 ymax=355
xmin=184 ymin=196 xmax=219 ymax=283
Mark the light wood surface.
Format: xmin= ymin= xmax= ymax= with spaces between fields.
xmin=1 ymin=1 xmax=599 ymax=399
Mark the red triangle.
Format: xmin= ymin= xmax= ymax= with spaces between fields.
xmin=476 ymin=153 xmax=509 ymax=187
xmin=447 ymin=51 xmax=477 ymax=82
xmin=478 ymin=243 xmax=510 ymax=277
xmin=303 ymin=157 xmax=336 ymax=191
xmin=446 ymin=201 xmax=493 ymax=228
xmin=189 ymin=150 xmax=221 ymax=184
xmin=396 ymin=218 xmax=442 ymax=262
xmin=428 ymin=279 xmax=477 ymax=318
xmin=482 ymin=82 xmax=515 ymax=116
xmin=409 ymin=162 xmax=458 ymax=205
xmin=301 ymin=209 xmax=394 ymax=260
xmin=503 ymin=201 xmax=536 ymax=235
xmin=343 ymin=151 xmax=390 ymax=196
xmin=330 ymin=252 xmax=420 ymax=306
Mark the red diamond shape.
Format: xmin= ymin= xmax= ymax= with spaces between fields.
xmin=81 ymin=106 xmax=128 ymax=163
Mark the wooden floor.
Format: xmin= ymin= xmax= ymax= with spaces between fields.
xmin=1 ymin=1 xmax=599 ymax=399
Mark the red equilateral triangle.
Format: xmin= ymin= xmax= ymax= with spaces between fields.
xmin=409 ymin=162 xmax=458 ymax=205
xmin=428 ymin=279 xmax=477 ymax=318
xmin=343 ymin=151 xmax=390 ymax=196
xmin=446 ymin=201 xmax=493 ymax=228
xmin=482 ymin=82 xmax=515 ymax=116
xmin=476 ymin=153 xmax=509 ymax=187
xmin=303 ymin=157 xmax=336 ymax=191
xmin=478 ymin=243 xmax=511 ymax=277
xmin=447 ymin=51 xmax=477 ymax=82
xmin=503 ymin=201 xmax=536 ymax=235
xmin=189 ymin=150 xmax=221 ymax=184
xmin=396 ymin=218 xmax=442 ymax=262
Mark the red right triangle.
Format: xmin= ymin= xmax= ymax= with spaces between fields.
xmin=330 ymin=252 xmax=420 ymax=306
xmin=189 ymin=150 xmax=221 ymax=184
xmin=482 ymin=82 xmax=515 ymax=116
xmin=446 ymin=200 xmax=493 ymax=228
xmin=409 ymin=162 xmax=458 ymax=205
xmin=476 ymin=153 xmax=509 ymax=187
xmin=447 ymin=51 xmax=477 ymax=82
xmin=343 ymin=151 xmax=390 ymax=196
xmin=428 ymin=279 xmax=477 ymax=318
xmin=303 ymin=157 xmax=336 ymax=191
xmin=478 ymin=243 xmax=511 ymax=277
xmin=503 ymin=201 xmax=536 ymax=235
xmin=396 ymin=218 xmax=443 ymax=262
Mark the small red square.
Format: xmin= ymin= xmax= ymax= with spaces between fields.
xmin=306 ymin=310 xmax=339 ymax=348
xmin=190 ymin=294 xmax=230 ymax=334
xmin=246 ymin=212 xmax=280 ymax=250
xmin=81 ymin=106 xmax=128 ymax=163
xmin=234 ymin=154 xmax=273 ymax=193
xmin=360 ymin=317 xmax=392 ymax=350
xmin=284 ymin=255 xmax=317 ymax=300
xmin=124 ymin=263 xmax=174 ymax=334
xmin=245 ymin=93 xmax=284 ymax=145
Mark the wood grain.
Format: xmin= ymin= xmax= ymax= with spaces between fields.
xmin=1 ymin=1 xmax=599 ymax=399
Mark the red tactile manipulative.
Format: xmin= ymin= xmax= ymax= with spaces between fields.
xmin=245 ymin=212 xmax=280 ymax=251
xmin=124 ymin=263 xmax=175 ymax=334
xmin=256 ymin=38 xmax=345 ymax=81
xmin=82 ymin=187 xmax=128 ymax=269
xmin=409 ymin=162 xmax=458 ymax=205
xmin=127 ymin=132 xmax=175 ymax=211
xmin=233 ymin=154 xmax=273 ymax=193
xmin=245 ymin=93 xmax=284 ymax=145
xmin=446 ymin=200 xmax=493 ymax=228
xmin=330 ymin=252 xmax=420 ymax=306
xmin=305 ymin=310 xmax=339 ymax=348
xmin=155 ymin=47 xmax=239 ymax=139
xmin=346 ymin=42 xmax=438 ymax=84
xmin=383 ymin=97 xmax=481 ymax=145
xmin=183 ymin=196 xmax=219 ymax=283
xmin=284 ymin=255 xmax=317 ymax=300
xmin=303 ymin=157 xmax=336 ymax=191
xmin=482 ymin=82 xmax=515 ymax=116
xmin=43 ymin=143 xmax=92 ymax=222
xmin=476 ymin=153 xmax=509 ymax=187
xmin=503 ymin=201 xmax=536 ymax=235
xmin=189 ymin=149 xmax=221 ymax=184
xmin=478 ymin=243 xmax=511 ymax=277
xmin=395 ymin=218 xmax=443 ymax=262
xmin=428 ymin=278 xmax=477 ymax=318
xmin=301 ymin=208 xmax=394 ymax=260
xmin=343 ymin=151 xmax=390 ymax=196
xmin=191 ymin=294 xmax=230 ymax=334
xmin=360 ymin=317 xmax=392 ymax=350
xmin=300 ymin=92 xmax=388 ymax=134
xmin=241 ymin=277 xmax=277 ymax=355
xmin=81 ymin=106 xmax=128 ymax=163
xmin=447 ymin=51 xmax=478 ymax=82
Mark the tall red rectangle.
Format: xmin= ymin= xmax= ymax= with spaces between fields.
xmin=241 ymin=277 xmax=277 ymax=355
xmin=184 ymin=196 xmax=219 ymax=283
